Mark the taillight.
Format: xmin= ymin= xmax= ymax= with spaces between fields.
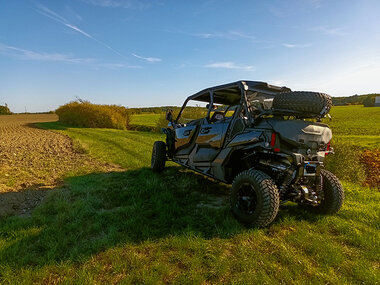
xmin=270 ymin=132 xmax=280 ymax=152
xmin=270 ymin=132 xmax=276 ymax=147
xmin=325 ymin=141 xmax=330 ymax=155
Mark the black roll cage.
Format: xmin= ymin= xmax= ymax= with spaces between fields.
xmin=174 ymin=80 xmax=291 ymax=125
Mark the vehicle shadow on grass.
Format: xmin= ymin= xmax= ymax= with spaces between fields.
xmin=0 ymin=166 xmax=319 ymax=269
xmin=0 ymin=186 xmax=55 ymax=217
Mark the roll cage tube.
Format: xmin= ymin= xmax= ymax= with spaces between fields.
xmin=174 ymin=81 xmax=257 ymax=126
xmin=174 ymin=98 xmax=189 ymax=125
xmin=240 ymin=82 xmax=255 ymax=126
xmin=175 ymin=91 xmax=213 ymax=125
xmin=208 ymin=90 xmax=214 ymax=122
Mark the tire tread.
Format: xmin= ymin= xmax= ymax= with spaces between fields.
xmin=151 ymin=141 xmax=166 ymax=172
xmin=319 ymin=169 xmax=344 ymax=214
xmin=230 ymin=169 xmax=280 ymax=227
xmin=272 ymin=91 xmax=332 ymax=117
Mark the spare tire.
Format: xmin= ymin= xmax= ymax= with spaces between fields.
xmin=272 ymin=91 xmax=332 ymax=117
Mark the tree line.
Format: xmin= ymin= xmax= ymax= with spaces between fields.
xmin=332 ymin=94 xmax=379 ymax=107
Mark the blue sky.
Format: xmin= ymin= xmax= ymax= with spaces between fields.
xmin=1 ymin=0 xmax=379 ymax=112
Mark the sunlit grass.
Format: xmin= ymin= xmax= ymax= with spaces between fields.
xmin=0 ymin=175 xmax=378 ymax=283
xmin=0 ymin=106 xmax=378 ymax=283
xmin=130 ymin=113 xmax=162 ymax=127
xmin=327 ymin=105 xmax=380 ymax=136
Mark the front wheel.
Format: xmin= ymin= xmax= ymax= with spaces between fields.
xmin=230 ymin=169 xmax=280 ymax=227
xmin=151 ymin=141 xmax=166 ymax=172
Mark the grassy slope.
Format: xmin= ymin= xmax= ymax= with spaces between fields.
xmin=0 ymin=107 xmax=379 ymax=284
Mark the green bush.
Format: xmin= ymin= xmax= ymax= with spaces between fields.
xmin=56 ymin=101 xmax=131 ymax=130
xmin=363 ymin=96 xmax=375 ymax=107
xmin=0 ymin=104 xmax=12 ymax=115
xmin=155 ymin=113 xmax=170 ymax=132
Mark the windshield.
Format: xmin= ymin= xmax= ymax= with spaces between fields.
xmin=176 ymin=100 xmax=208 ymax=125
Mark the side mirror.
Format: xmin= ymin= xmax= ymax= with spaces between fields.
xmin=166 ymin=109 xmax=173 ymax=122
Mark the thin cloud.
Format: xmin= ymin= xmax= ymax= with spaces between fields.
xmin=132 ymin=53 xmax=162 ymax=63
xmin=311 ymin=26 xmax=347 ymax=36
xmin=204 ymin=62 xmax=255 ymax=71
xmin=0 ymin=42 xmax=138 ymax=69
xmin=282 ymin=43 xmax=312 ymax=48
xmin=196 ymin=33 xmax=214 ymax=39
xmin=307 ymin=0 xmax=323 ymax=8
xmin=162 ymin=28 xmax=257 ymax=42
xmin=193 ymin=30 xmax=256 ymax=41
xmin=80 ymin=0 xmax=154 ymax=9
xmin=0 ymin=42 xmax=91 ymax=63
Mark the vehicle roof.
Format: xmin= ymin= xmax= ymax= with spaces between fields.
xmin=187 ymin=80 xmax=291 ymax=105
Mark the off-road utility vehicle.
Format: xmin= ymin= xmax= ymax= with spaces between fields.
xmin=151 ymin=81 xmax=344 ymax=227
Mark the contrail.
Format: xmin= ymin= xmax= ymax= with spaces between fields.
xmin=36 ymin=3 xmax=128 ymax=59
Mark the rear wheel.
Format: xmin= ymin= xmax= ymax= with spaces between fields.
xmin=272 ymin=91 xmax=332 ymax=117
xmin=314 ymin=169 xmax=344 ymax=214
xmin=230 ymin=169 xmax=280 ymax=227
xmin=151 ymin=141 xmax=166 ymax=172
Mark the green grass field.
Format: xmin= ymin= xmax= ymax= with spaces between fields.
xmin=0 ymin=106 xmax=379 ymax=284
xmin=130 ymin=113 xmax=162 ymax=127
xmin=326 ymin=105 xmax=380 ymax=149
xmin=328 ymin=105 xmax=380 ymax=136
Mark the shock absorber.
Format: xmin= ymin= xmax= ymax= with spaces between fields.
xmin=279 ymin=167 xmax=296 ymax=199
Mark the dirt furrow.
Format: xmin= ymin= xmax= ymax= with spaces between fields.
xmin=0 ymin=114 xmax=121 ymax=216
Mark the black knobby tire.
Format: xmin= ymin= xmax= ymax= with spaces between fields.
xmin=315 ymin=169 xmax=344 ymax=214
xmin=272 ymin=91 xmax=332 ymax=117
xmin=230 ymin=169 xmax=280 ymax=227
xmin=151 ymin=141 xmax=166 ymax=172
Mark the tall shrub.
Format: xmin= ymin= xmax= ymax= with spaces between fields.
xmin=363 ymin=96 xmax=375 ymax=107
xmin=56 ymin=101 xmax=131 ymax=130
xmin=0 ymin=104 xmax=12 ymax=115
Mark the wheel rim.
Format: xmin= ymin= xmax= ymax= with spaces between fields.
xmin=236 ymin=182 xmax=257 ymax=215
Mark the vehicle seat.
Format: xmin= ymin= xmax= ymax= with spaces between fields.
xmin=210 ymin=111 xmax=225 ymax=123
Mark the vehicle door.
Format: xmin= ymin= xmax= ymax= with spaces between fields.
xmin=174 ymin=100 xmax=208 ymax=152
xmin=193 ymin=106 xmax=232 ymax=162
xmin=175 ymin=124 xmax=199 ymax=149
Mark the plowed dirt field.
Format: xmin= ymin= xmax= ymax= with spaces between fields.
xmin=0 ymin=114 xmax=120 ymax=216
